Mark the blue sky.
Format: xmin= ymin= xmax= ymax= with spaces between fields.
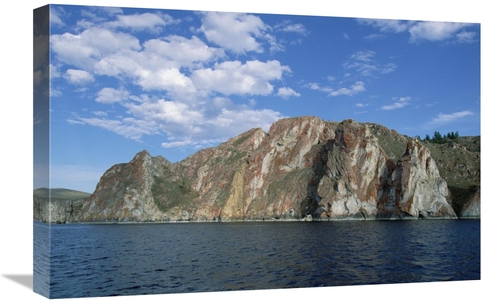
xmin=37 ymin=4 xmax=480 ymax=192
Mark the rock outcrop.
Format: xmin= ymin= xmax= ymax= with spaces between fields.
xmin=35 ymin=116 xmax=463 ymax=223
xmin=33 ymin=188 xmax=90 ymax=223
xmin=459 ymin=190 xmax=480 ymax=218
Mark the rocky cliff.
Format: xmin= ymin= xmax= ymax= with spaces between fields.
xmin=34 ymin=116 xmax=474 ymax=223
xmin=459 ymin=190 xmax=480 ymax=218
xmin=33 ymin=188 xmax=90 ymax=223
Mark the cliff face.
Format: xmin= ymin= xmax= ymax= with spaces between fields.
xmin=33 ymin=188 xmax=90 ymax=223
xmin=459 ymin=190 xmax=480 ymax=218
xmin=50 ymin=116 xmax=463 ymax=223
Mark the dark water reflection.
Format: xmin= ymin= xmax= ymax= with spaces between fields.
xmin=33 ymin=219 xmax=480 ymax=299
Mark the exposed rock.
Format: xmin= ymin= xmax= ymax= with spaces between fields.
xmin=459 ymin=190 xmax=480 ymax=218
xmin=383 ymin=140 xmax=456 ymax=219
xmin=35 ymin=116 xmax=467 ymax=223
xmin=33 ymin=188 xmax=90 ymax=223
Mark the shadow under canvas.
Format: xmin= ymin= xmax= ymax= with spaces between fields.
xmin=3 ymin=274 xmax=33 ymax=290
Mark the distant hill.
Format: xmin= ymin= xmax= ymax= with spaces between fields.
xmin=33 ymin=188 xmax=92 ymax=200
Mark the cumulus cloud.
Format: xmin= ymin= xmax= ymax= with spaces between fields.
xmin=191 ymin=60 xmax=290 ymax=96
xmin=328 ymin=81 xmax=365 ymax=97
xmin=408 ymin=22 xmax=466 ymax=43
xmin=64 ymin=69 xmax=94 ymax=85
xmin=96 ymin=87 xmax=130 ymax=104
xmin=276 ymin=87 xmax=301 ymax=99
xmin=50 ymin=27 xmax=141 ymax=69
xmin=381 ymin=97 xmax=411 ymax=110
xmin=199 ymin=12 xmax=268 ymax=54
xmin=52 ymin=9 xmax=295 ymax=151
xmin=142 ymin=35 xmax=225 ymax=68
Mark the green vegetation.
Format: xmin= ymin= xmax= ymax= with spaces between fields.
xmin=421 ymin=136 xmax=480 ymax=213
xmin=232 ymin=132 xmax=253 ymax=147
xmin=423 ymin=131 xmax=460 ymax=144
xmin=371 ymin=125 xmax=480 ymax=214
xmin=33 ymin=188 xmax=91 ymax=200
xmin=151 ymin=176 xmax=197 ymax=212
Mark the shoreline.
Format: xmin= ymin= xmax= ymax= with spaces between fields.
xmin=33 ymin=216 xmax=479 ymax=225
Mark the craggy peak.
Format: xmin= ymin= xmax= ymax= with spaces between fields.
xmin=34 ymin=117 xmax=480 ymax=223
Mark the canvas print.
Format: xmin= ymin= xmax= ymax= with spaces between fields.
xmin=33 ymin=4 xmax=480 ymax=299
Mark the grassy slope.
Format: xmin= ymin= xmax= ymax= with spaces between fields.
xmin=368 ymin=122 xmax=480 ymax=214
xmin=33 ymin=188 xmax=92 ymax=200
xmin=421 ymin=136 xmax=481 ymax=213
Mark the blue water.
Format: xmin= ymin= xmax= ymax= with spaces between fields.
xmin=33 ymin=219 xmax=480 ymax=299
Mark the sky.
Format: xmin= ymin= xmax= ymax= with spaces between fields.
xmin=35 ymin=4 xmax=480 ymax=193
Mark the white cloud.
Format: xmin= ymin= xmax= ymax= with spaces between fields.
xmin=50 ymin=6 xmax=66 ymax=27
xmin=124 ymin=99 xmax=203 ymax=128
xmin=76 ymin=116 xmax=157 ymax=141
xmin=205 ymin=108 xmax=283 ymax=138
xmin=199 ymin=12 xmax=267 ymax=54
xmin=136 ymin=67 xmax=197 ymax=98
xmin=307 ymin=83 xmax=320 ymax=90
xmin=51 ymin=10 xmax=296 ymax=152
xmin=191 ymin=60 xmax=290 ymax=96
xmin=328 ymin=81 xmax=365 ymax=97
xmin=343 ymin=51 xmax=396 ymax=77
xmin=106 ymin=13 xmax=171 ymax=31
xmin=276 ymin=87 xmax=301 ymax=99
xmin=50 ymin=64 xmax=61 ymax=78
xmin=64 ymin=69 xmax=94 ymax=85
xmin=358 ymin=19 xmax=409 ymax=33
xmin=275 ymin=21 xmax=307 ymax=35
xmin=426 ymin=111 xmax=474 ymax=126
xmin=455 ymin=31 xmax=477 ymax=43
xmin=75 ymin=91 xmax=285 ymax=149
xmin=359 ymin=18 xmax=474 ymax=44
xmin=142 ymin=35 xmax=225 ymax=68
xmin=306 ymin=82 xmax=333 ymax=93
xmin=92 ymin=111 xmax=108 ymax=117
xmin=351 ymin=50 xmax=376 ymax=62
xmin=364 ymin=33 xmax=385 ymax=40
xmin=409 ymin=22 xmax=466 ymax=43
xmin=381 ymin=97 xmax=411 ymax=110
xmin=161 ymin=140 xmax=193 ymax=149
xmin=51 ymin=27 xmax=141 ymax=69
xmin=96 ymin=87 xmax=130 ymax=104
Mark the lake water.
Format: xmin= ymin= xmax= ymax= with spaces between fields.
xmin=33 ymin=219 xmax=480 ymax=299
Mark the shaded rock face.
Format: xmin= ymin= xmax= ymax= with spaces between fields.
xmin=33 ymin=197 xmax=87 ymax=224
xmin=63 ymin=117 xmax=458 ymax=222
xmin=459 ymin=190 xmax=480 ymax=218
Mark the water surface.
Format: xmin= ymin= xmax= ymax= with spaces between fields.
xmin=33 ymin=219 xmax=480 ymax=299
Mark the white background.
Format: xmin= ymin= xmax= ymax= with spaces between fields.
xmin=1 ymin=1 xmax=495 ymax=302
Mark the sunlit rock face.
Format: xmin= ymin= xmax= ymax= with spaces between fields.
xmin=55 ymin=116 xmax=459 ymax=222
